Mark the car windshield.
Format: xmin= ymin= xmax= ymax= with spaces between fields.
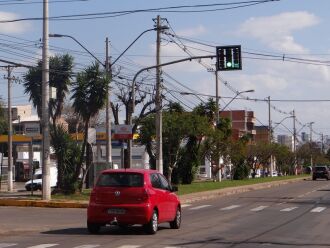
xmin=32 ymin=174 xmax=42 ymax=180
xmin=97 ymin=173 xmax=143 ymax=187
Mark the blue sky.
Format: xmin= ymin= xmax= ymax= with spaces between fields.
xmin=1 ymin=0 xmax=330 ymax=142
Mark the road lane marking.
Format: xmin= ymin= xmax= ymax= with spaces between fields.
xmin=116 ymin=246 xmax=141 ymax=248
xmin=220 ymin=205 xmax=240 ymax=211
xmin=26 ymin=245 xmax=58 ymax=248
xmin=181 ymin=204 xmax=191 ymax=208
xmin=0 ymin=244 xmax=17 ymax=248
xmin=311 ymin=207 xmax=326 ymax=213
xmin=73 ymin=246 xmax=100 ymax=248
xmin=189 ymin=205 xmax=211 ymax=210
xmin=280 ymin=207 xmax=298 ymax=212
xmin=250 ymin=206 xmax=268 ymax=212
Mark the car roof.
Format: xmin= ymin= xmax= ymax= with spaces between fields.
xmin=101 ymin=168 xmax=158 ymax=174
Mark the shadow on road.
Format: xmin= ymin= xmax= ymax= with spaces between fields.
xmin=42 ymin=225 xmax=169 ymax=236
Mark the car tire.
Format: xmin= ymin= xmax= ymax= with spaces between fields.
xmin=87 ymin=222 xmax=101 ymax=234
xmin=169 ymin=207 xmax=181 ymax=229
xmin=144 ymin=210 xmax=158 ymax=234
xmin=312 ymin=177 xmax=316 ymax=180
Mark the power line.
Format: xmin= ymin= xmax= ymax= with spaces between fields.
xmin=0 ymin=0 xmax=279 ymax=22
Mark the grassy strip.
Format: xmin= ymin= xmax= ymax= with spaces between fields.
xmin=49 ymin=175 xmax=308 ymax=201
xmin=177 ymin=175 xmax=308 ymax=195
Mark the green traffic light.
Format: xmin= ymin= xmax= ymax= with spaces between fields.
xmin=226 ymin=61 xmax=232 ymax=68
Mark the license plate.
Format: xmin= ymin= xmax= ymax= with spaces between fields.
xmin=108 ymin=208 xmax=126 ymax=215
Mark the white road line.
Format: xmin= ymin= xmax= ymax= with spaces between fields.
xmin=189 ymin=205 xmax=211 ymax=210
xmin=280 ymin=207 xmax=298 ymax=212
xmin=116 ymin=246 xmax=141 ymax=248
xmin=0 ymin=244 xmax=17 ymax=248
xmin=26 ymin=245 xmax=58 ymax=248
xmin=311 ymin=207 xmax=326 ymax=213
xmin=220 ymin=205 xmax=240 ymax=211
xmin=73 ymin=245 xmax=100 ymax=248
xmin=250 ymin=206 xmax=268 ymax=212
xmin=181 ymin=204 xmax=191 ymax=208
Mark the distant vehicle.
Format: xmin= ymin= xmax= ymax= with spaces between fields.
xmin=312 ymin=166 xmax=330 ymax=180
xmin=25 ymin=166 xmax=57 ymax=191
xmin=87 ymin=169 xmax=181 ymax=234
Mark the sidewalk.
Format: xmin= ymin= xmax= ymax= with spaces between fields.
xmin=0 ymin=177 xmax=309 ymax=208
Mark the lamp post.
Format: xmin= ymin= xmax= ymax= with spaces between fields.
xmin=50 ymin=27 xmax=165 ymax=168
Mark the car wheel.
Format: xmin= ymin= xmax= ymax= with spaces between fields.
xmin=87 ymin=222 xmax=101 ymax=234
xmin=144 ymin=210 xmax=158 ymax=234
xmin=169 ymin=207 xmax=181 ymax=229
xmin=312 ymin=177 xmax=316 ymax=180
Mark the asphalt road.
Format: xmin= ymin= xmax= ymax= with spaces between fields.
xmin=1 ymin=178 xmax=330 ymax=248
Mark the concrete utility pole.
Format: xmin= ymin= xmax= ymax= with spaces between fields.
xmin=105 ymin=37 xmax=112 ymax=166
xmin=155 ymin=15 xmax=163 ymax=174
xmin=268 ymin=96 xmax=273 ymax=177
xmin=41 ymin=0 xmax=51 ymax=200
xmin=6 ymin=66 xmax=13 ymax=192
xmin=215 ymin=69 xmax=220 ymax=125
xmin=309 ymin=122 xmax=314 ymax=168
xmin=292 ymin=110 xmax=297 ymax=175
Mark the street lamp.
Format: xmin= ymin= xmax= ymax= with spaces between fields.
xmin=219 ymin=89 xmax=254 ymax=114
xmin=180 ymin=89 xmax=254 ymax=112
xmin=50 ymin=27 xmax=166 ymax=168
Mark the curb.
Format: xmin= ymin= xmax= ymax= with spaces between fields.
xmin=0 ymin=198 xmax=88 ymax=208
xmin=0 ymin=177 xmax=308 ymax=208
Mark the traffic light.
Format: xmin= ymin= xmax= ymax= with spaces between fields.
xmin=216 ymin=45 xmax=242 ymax=71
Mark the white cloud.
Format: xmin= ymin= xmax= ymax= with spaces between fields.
xmin=238 ymin=11 xmax=319 ymax=53
xmin=176 ymin=25 xmax=207 ymax=37
xmin=0 ymin=12 xmax=31 ymax=34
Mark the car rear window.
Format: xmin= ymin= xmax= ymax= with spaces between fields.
xmin=315 ymin=166 xmax=327 ymax=171
xmin=97 ymin=173 xmax=143 ymax=187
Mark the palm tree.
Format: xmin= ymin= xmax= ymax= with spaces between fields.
xmin=23 ymin=54 xmax=74 ymax=123
xmin=71 ymin=62 xmax=108 ymax=190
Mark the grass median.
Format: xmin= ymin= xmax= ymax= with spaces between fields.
xmin=49 ymin=174 xmax=309 ymax=201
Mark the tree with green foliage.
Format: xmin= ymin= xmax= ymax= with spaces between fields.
xmin=50 ymin=125 xmax=80 ymax=193
xmin=0 ymin=99 xmax=7 ymax=135
xmin=272 ymin=143 xmax=295 ymax=175
xmin=195 ymin=99 xmax=232 ymax=181
xmin=23 ymin=54 xmax=74 ymax=192
xmin=71 ymin=62 xmax=108 ymax=192
xmin=23 ymin=54 xmax=74 ymax=121
xmin=138 ymin=102 xmax=210 ymax=184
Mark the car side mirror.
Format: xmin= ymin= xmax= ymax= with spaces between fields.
xmin=170 ymin=185 xmax=178 ymax=192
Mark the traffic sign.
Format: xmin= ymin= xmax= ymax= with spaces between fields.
xmin=216 ymin=45 xmax=242 ymax=71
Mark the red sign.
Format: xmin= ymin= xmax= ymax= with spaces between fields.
xmin=113 ymin=125 xmax=133 ymax=140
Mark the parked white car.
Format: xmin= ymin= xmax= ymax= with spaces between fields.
xmin=25 ymin=166 xmax=57 ymax=191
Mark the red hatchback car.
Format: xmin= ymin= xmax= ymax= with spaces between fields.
xmin=87 ymin=169 xmax=181 ymax=234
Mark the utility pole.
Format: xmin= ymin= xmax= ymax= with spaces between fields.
xmin=268 ymin=96 xmax=273 ymax=177
xmin=309 ymin=122 xmax=314 ymax=168
xmin=215 ymin=69 xmax=220 ymax=125
xmin=321 ymin=133 xmax=324 ymax=154
xmin=155 ymin=15 xmax=163 ymax=174
xmin=41 ymin=0 xmax=51 ymax=200
xmin=292 ymin=110 xmax=297 ymax=175
xmin=6 ymin=66 xmax=13 ymax=192
xmin=215 ymin=68 xmax=221 ymax=182
xmin=105 ymin=37 xmax=112 ymax=167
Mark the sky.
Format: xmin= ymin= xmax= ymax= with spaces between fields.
xmin=0 ymin=0 xmax=330 ymax=143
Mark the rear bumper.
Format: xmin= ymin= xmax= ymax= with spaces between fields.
xmin=313 ymin=173 xmax=328 ymax=179
xmin=87 ymin=202 xmax=152 ymax=225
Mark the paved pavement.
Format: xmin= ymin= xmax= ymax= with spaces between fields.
xmin=0 ymin=177 xmax=309 ymax=208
